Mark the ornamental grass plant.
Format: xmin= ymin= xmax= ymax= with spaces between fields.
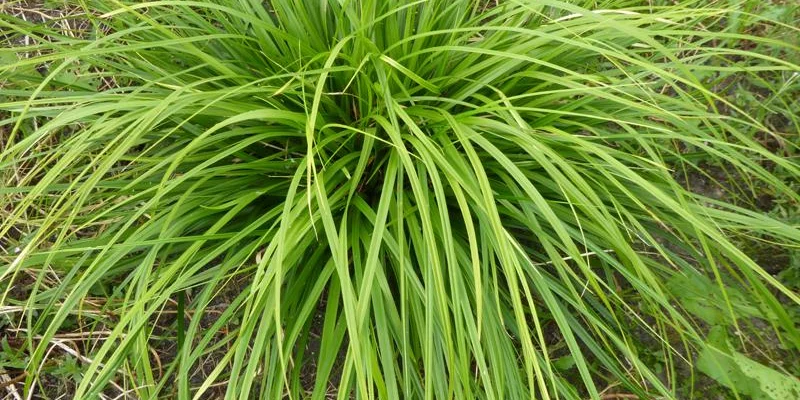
xmin=0 ymin=0 xmax=799 ymax=399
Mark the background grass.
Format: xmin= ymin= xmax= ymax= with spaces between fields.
xmin=1 ymin=0 xmax=799 ymax=399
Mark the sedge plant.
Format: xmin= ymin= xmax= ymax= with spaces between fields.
xmin=1 ymin=0 xmax=799 ymax=399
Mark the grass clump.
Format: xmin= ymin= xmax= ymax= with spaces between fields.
xmin=1 ymin=0 xmax=799 ymax=398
